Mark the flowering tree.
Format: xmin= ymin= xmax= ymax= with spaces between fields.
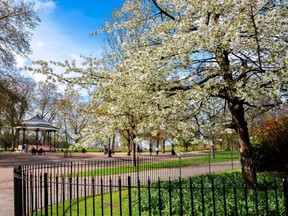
xmin=98 ymin=0 xmax=287 ymax=186
xmin=33 ymin=0 xmax=287 ymax=186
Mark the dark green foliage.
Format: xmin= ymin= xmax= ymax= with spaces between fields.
xmin=251 ymin=116 xmax=288 ymax=173
xmin=252 ymin=143 xmax=288 ymax=173
xmin=133 ymin=173 xmax=286 ymax=215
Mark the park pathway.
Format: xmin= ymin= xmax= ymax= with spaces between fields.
xmin=0 ymin=152 xmax=113 ymax=216
xmin=0 ymin=152 xmax=239 ymax=216
xmin=0 ymin=167 xmax=14 ymax=216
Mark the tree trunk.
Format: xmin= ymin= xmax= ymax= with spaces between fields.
xmin=162 ymin=140 xmax=165 ymax=153
xmin=127 ymin=138 xmax=131 ymax=156
xmin=185 ymin=144 xmax=188 ymax=152
xmin=12 ymin=127 xmax=16 ymax=149
xmin=210 ymin=145 xmax=215 ymax=159
xmin=111 ymin=134 xmax=115 ymax=152
xmin=229 ymin=102 xmax=256 ymax=187
xmin=130 ymin=133 xmax=137 ymax=167
xmin=132 ymin=141 xmax=137 ymax=167
xmin=211 ymin=135 xmax=215 ymax=159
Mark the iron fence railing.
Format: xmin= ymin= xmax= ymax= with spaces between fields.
xmin=13 ymin=154 xmax=288 ymax=215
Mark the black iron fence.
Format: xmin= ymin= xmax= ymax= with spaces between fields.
xmin=13 ymin=154 xmax=288 ymax=215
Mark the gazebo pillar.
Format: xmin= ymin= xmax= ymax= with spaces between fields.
xmin=36 ymin=128 xmax=39 ymax=151
xmin=43 ymin=131 xmax=46 ymax=147
xmin=22 ymin=128 xmax=26 ymax=145
xmin=16 ymin=128 xmax=20 ymax=150
xmin=48 ymin=131 xmax=51 ymax=151
xmin=54 ymin=131 xmax=56 ymax=150
xmin=16 ymin=128 xmax=20 ymax=146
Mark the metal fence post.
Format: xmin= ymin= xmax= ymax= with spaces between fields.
xmin=44 ymin=173 xmax=48 ymax=216
xmin=208 ymin=152 xmax=211 ymax=174
xmin=178 ymin=154 xmax=182 ymax=177
xmin=14 ymin=166 xmax=23 ymax=216
xmin=128 ymin=176 xmax=132 ymax=216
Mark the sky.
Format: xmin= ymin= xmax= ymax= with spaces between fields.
xmin=19 ymin=0 xmax=124 ymax=81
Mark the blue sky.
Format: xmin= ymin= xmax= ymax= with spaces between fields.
xmin=19 ymin=0 xmax=124 ymax=80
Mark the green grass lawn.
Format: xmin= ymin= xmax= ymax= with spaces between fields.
xmin=41 ymin=189 xmax=136 ymax=216
xmin=66 ymin=151 xmax=239 ymax=177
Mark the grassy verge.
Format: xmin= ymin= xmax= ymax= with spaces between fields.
xmin=67 ymin=151 xmax=239 ymax=177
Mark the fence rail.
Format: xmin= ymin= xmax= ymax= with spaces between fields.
xmin=13 ymin=154 xmax=288 ymax=215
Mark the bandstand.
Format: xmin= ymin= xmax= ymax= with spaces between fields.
xmin=16 ymin=115 xmax=59 ymax=152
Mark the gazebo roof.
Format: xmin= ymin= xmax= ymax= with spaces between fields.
xmin=16 ymin=115 xmax=59 ymax=131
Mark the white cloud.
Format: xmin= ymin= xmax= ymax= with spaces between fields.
xmin=28 ymin=17 xmax=102 ymax=65
xmin=23 ymin=0 xmax=103 ymax=83
xmin=30 ymin=23 xmax=90 ymax=63
xmin=34 ymin=0 xmax=56 ymax=12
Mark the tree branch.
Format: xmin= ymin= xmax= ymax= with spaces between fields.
xmin=151 ymin=0 xmax=175 ymax=20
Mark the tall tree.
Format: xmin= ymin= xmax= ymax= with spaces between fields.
xmin=56 ymin=89 xmax=89 ymax=147
xmin=0 ymin=75 xmax=35 ymax=148
xmin=97 ymin=0 xmax=287 ymax=186
xmin=0 ymin=0 xmax=40 ymax=76
xmin=32 ymin=81 xmax=61 ymax=121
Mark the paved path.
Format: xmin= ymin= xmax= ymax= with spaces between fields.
xmin=0 ymin=151 xmax=238 ymax=216
xmin=0 ymin=167 xmax=14 ymax=216
xmin=0 ymin=152 xmax=134 ymax=216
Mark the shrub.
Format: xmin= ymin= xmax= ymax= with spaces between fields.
xmin=251 ymin=116 xmax=288 ymax=173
